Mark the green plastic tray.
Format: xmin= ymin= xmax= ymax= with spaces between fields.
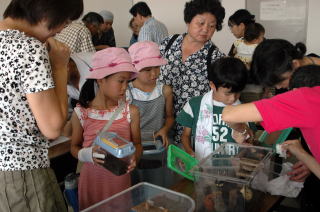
xmin=258 ymin=128 xmax=293 ymax=149
xmin=167 ymin=145 xmax=199 ymax=181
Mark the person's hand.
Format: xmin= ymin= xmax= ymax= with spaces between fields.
xmin=186 ymin=149 xmax=195 ymax=158
xmin=287 ymin=161 xmax=311 ymax=182
xmin=231 ymin=127 xmax=254 ymax=144
xmin=154 ymin=128 xmax=169 ymax=148
xmin=92 ymin=145 xmax=106 ymax=166
xmin=282 ymin=139 xmax=305 ymax=158
xmin=46 ymin=37 xmax=70 ymax=70
xmin=280 ymin=140 xmax=311 ymax=182
xmin=127 ymin=155 xmax=136 ymax=173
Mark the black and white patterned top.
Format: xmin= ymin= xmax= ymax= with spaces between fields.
xmin=0 ymin=30 xmax=54 ymax=171
xmin=159 ymin=33 xmax=224 ymax=142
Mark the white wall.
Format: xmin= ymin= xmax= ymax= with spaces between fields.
xmin=1 ymin=0 xmax=319 ymax=53
xmin=306 ymin=0 xmax=320 ymax=54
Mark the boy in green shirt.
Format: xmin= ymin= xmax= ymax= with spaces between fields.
xmin=176 ymin=57 xmax=249 ymax=160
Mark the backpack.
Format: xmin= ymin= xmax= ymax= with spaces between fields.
xmin=164 ymin=34 xmax=216 ymax=70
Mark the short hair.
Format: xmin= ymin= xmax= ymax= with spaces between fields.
xmin=289 ymin=65 xmax=320 ymax=89
xmin=184 ymin=0 xmax=225 ymax=31
xmin=82 ymin=12 xmax=104 ymax=26
xmin=228 ymin=9 xmax=255 ymax=27
xmin=3 ymin=0 xmax=83 ymax=30
xmin=208 ymin=57 xmax=248 ymax=92
xmin=251 ymin=39 xmax=306 ymax=87
xmin=129 ymin=2 xmax=152 ymax=17
xmin=244 ymin=23 xmax=265 ymax=42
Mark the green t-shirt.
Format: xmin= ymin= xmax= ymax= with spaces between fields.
xmin=176 ymin=96 xmax=235 ymax=153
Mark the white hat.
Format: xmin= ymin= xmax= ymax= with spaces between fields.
xmin=99 ymin=10 xmax=114 ymax=21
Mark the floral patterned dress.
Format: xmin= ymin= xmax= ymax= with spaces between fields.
xmin=159 ymin=33 xmax=224 ymax=142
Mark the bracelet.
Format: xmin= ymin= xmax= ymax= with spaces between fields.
xmin=240 ymin=128 xmax=247 ymax=135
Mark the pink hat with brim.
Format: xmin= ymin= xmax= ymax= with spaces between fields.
xmin=87 ymin=47 xmax=138 ymax=80
xmin=128 ymin=41 xmax=167 ymax=72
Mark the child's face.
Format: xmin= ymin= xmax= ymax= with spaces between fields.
xmin=210 ymin=83 xmax=241 ymax=105
xmin=257 ymin=32 xmax=265 ymax=44
xmin=98 ymin=72 xmax=132 ymax=102
xmin=137 ymin=66 xmax=160 ymax=85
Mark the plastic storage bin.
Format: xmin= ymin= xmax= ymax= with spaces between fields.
xmin=94 ymin=132 xmax=135 ymax=176
xmin=82 ymin=182 xmax=195 ymax=212
xmin=190 ymin=142 xmax=273 ymax=212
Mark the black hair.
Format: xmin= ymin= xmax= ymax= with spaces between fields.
xmin=82 ymin=12 xmax=104 ymax=26
xmin=244 ymin=23 xmax=265 ymax=42
xmin=79 ymin=79 xmax=96 ymax=108
xmin=184 ymin=0 xmax=225 ymax=31
xmin=289 ymin=65 xmax=320 ymax=89
xmin=208 ymin=57 xmax=247 ymax=92
xmin=3 ymin=0 xmax=83 ymax=30
xmin=251 ymin=39 xmax=306 ymax=87
xmin=228 ymin=9 xmax=255 ymax=27
xmin=129 ymin=2 xmax=152 ymax=17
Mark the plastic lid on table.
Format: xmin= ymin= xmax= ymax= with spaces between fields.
xmin=141 ymin=131 xmax=165 ymax=155
xmin=190 ymin=143 xmax=273 ymax=185
xmin=94 ymin=132 xmax=135 ymax=158
xmin=82 ymin=182 xmax=195 ymax=212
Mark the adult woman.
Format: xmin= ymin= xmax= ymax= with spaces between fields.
xmin=251 ymin=39 xmax=320 ymax=89
xmin=0 ymin=0 xmax=83 ymax=211
xmin=228 ymin=9 xmax=255 ymax=56
xmin=222 ymin=39 xmax=320 ymax=211
xmin=159 ymin=0 xmax=225 ymax=142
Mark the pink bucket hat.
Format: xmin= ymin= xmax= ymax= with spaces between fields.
xmin=86 ymin=47 xmax=138 ymax=80
xmin=128 ymin=41 xmax=167 ymax=72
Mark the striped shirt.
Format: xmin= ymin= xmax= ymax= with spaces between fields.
xmin=55 ymin=21 xmax=96 ymax=54
xmin=138 ymin=17 xmax=168 ymax=45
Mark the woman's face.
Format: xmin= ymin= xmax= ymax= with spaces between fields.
xmin=187 ymin=13 xmax=217 ymax=43
xmin=275 ymin=71 xmax=294 ymax=89
xmin=229 ymin=22 xmax=245 ymax=38
xmin=34 ymin=20 xmax=69 ymax=42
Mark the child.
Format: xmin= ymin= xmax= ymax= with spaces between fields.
xmin=176 ymin=57 xmax=248 ymax=160
xmin=127 ymin=41 xmax=174 ymax=147
xmin=233 ymin=23 xmax=266 ymax=103
xmin=233 ymin=22 xmax=265 ymax=68
xmin=63 ymin=52 xmax=93 ymax=136
xmin=228 ymin=9 xmax=255 ymax=56
xmin=70 ymin=47 xmax=142 ymax=210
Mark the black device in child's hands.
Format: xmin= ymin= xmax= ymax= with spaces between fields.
xmin=94 ymin=132 xmax=136 ymax=176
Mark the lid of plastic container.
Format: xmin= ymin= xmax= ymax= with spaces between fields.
xmin=82 ymin=182 xmax=195 ymax=212
xmin=94 ymin=132 xmax=135 ymax=158
xmin=190 ymin=142 xmax=273 ymax=185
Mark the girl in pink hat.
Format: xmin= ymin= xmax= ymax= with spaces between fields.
xmin=128 ymin=41 xmax=174 ymax=148
xmin=70 ymin=47 xmax=142 ymax=210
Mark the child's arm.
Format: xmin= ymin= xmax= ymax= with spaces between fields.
xmin=282 ymin=140 xmax=320 ymax=180
xmin=181 ymin=127 xmax=195 ymax=157
xmin=129 ymin=104 xmax=143 ymax=162
xmin=155 ymin=85 xmax=174 ymax=148
xmin=70 ymin=111 xmax=104 ymax=165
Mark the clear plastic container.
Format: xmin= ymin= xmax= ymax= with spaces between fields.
xmin=94 ymin=132 xmax=135 ymax=176
xmin=190 ymin=142 xmax=273 ymax=212
xmin=82 ymin=182 xmax=195 ymax=212
xmin=141 ymin=131 xmax=165 ymax=155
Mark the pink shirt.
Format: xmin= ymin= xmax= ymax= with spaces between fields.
xmin=254 ymin=86 xmax=320 ymax=162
